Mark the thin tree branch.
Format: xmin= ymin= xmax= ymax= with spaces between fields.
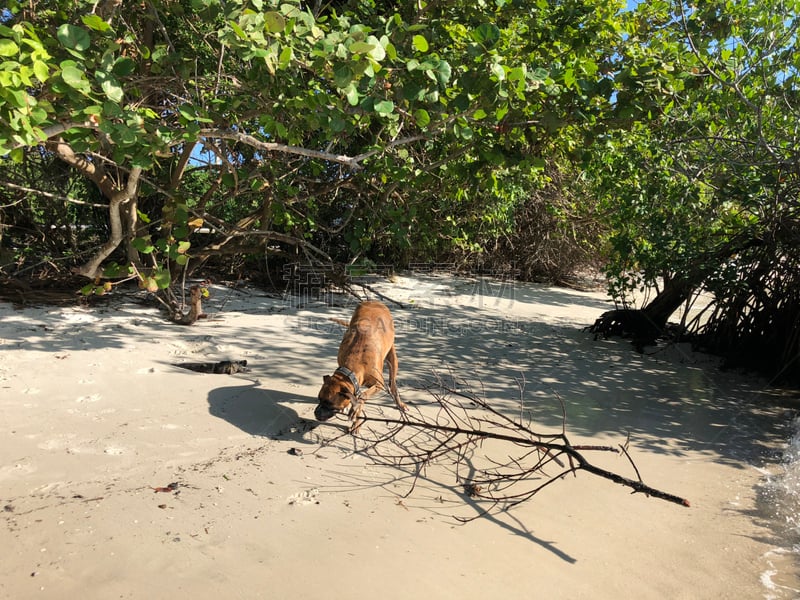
xmin=199 ymin=128 xmax=365 ymax=169
xmin=0 ymin=181 xmax=107 ymax=208
xmin=336 ymin=375 xmax=690 ymax=518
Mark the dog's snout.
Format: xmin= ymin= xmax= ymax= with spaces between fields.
xmin=314 ymin=402 xmax=337 ymax=422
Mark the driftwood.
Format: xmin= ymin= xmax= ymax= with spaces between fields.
xmin=325 ymin=373 xmax=689 ymax=520
xmin=170 ymin=284 xmax=206 ymax=325
xmin=174 ymin=360 xmax=248 ymax=374
xmin=150 ymin=284 xmax=209 ymax=325
xmin=586 ymin=309 xmax=663 ymax=351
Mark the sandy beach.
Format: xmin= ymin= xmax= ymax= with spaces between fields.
xmin=1 ymin=274 xmax=797 ymax=599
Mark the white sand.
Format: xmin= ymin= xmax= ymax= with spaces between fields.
xmin=0 ymin=274 xmax=796 ymax=599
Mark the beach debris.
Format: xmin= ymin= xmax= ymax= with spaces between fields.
xmin=166 ymin=284 xmax=208 ymax=325
xmin=288 ymin=447 xmax=303 ymax=457
xmin=173 ymin=360 xmax=248 ymax=374
xmin=152 ymin=482 xmax=180 ymax=493
xmin=288 ymin=488 xmax=319 ymax=506
xmin=462 ymin=483 xmax=482 ymax=498
xmin=336 ymin=371 xmax=690 ymax=521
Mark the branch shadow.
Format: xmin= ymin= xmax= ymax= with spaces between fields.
xmin=302 ymin=446 xmax=579 ymax=563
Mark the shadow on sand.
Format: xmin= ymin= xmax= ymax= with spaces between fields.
xmin=206 ymin=382 xmax=322 ymax=445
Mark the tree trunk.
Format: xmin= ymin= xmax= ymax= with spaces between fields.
xmin=641 ymin=277 xmax=694 ymax=330
xmin=588 ymin=277 xmax=696 ymax=350
xmin=48 ymin=139 xmax=143 ymax=279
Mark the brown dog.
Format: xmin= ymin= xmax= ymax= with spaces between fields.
xmin=315 ymin=301 xmax=406 ymax=431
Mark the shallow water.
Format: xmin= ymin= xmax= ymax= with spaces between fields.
xmin=757 ymin=416 xmax=800 ymax=599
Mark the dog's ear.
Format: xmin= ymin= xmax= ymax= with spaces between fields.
xmin=323 ymin=375 xmax=331 ymax=384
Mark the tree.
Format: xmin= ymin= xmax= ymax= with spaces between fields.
xmin=586 ymin=0 xmax=800 ymax=381
xmin=0 ymin=0 xmax=626 ymax=293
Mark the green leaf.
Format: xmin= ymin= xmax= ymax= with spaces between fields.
xmin=154 ymin=270 xmax=172 ymax=289
xmin=373 ymin=99 xmax=394 ymax=116
xmin=333 ymin=64 xmax=353 ymax=88
xmin=229 ymin=20 xmax=247 ymax=40
xmin=366 ymin=35 xmax=386 ymax=61
xmin=176 ymin=104 xmax=211 ymax=123
xmin=279 ymin=46 xmax=293 ymax=67
xmin=33 ymin=60 xmax=49 ymax=82
xmin=344 ymin=84 xmax=359 ymax=106
xmin=103 ymin=262 xmax=131 ymax=278
xmin=491 ymin=62 xmax=505 ymax=81
xmin=103 ymin=101 xmax=122 ymax=117
xmin=508 ymin=66 xmax=526 ymax=81
xmin=349 ymin=41 xmax=375 ymax=55
xmin=81 ymin=14 xmax=112 ymax=32
xmin=472 ymin=24 xmax=500 ymax=47
xmin=435 ymin=60 xmax=452 ymax=85
xmin=265 ymin=11 xmax=286 ymax=33
xmin=532 ymin=67 xmax=549 ymax=81
xmin=563 ymin=68 xmax=576 ymax=88
xmin=330 ymin=115 xmax=346 ymax=132
xmin=413 ymin=108 xmax=430 ymax=127
xmin=132 ymin=237 xmax=155 ymax=254
xmin=221 ymin=172 xmax=236 ymax=188
xmin=412 ymin=35 xmax=429 ymax=53
xmin=112 ymin=57 xmax=136 ymax=77
xmin=61 ymin=64 xmax=88 ymax=89
xmin=0 ymin=39 xmax=19 ymax=56
xmin=9 ymin=147 xmax=24 ymax=163
xmin=100 ymin=75 xmax=124 ymax=102
xmin=57 ymin=24 xmax=91 ymax=52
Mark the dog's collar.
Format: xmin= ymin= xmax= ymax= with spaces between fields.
xmin=334 ymin=366 xmax=362 ymax=397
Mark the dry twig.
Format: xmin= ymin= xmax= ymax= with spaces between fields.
xmin=330 ymin=373 xmax=689 ymax=520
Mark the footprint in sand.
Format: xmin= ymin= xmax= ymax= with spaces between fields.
xmin=76 ymin=394 xmax=101 ymax=403
xmin=0 ymin=462 xmax=36 ymax=481
xmin=38 ymin=435 xmax=77 ymax=451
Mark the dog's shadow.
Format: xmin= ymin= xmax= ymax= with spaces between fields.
xmin=207 ymin=382 xmax=319 ymax=443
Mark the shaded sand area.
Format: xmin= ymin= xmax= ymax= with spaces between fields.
xmin=1 ymin=275 xmax=797 ymax=599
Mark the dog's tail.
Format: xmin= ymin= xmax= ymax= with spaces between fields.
xmin=328 ymin=317 xmax=350 ymax=328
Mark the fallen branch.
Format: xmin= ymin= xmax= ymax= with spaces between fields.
xmin=330 ymin=373 xmax=690 ymax=519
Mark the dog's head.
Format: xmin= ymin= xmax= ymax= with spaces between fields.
xmin=315 ymin=374 xmax=356 ymax=421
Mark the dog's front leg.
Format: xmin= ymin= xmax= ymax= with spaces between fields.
xmin=348 ymin=397 xmax=366 ymax=433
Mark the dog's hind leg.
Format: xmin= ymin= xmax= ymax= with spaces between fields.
xmin=384 ymin=345 xmax=407 ymax=412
